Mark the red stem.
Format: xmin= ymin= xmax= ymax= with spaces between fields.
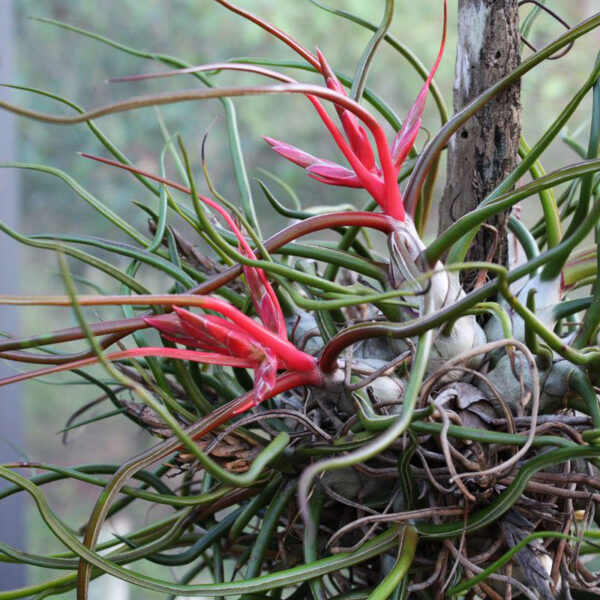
xmin=0 ymin=347 xmax=256 ymax=388
xmin=110 ymin=63 xmax=296 ymax=85
xmin=212 ymin=0 xmax=320 ymax=70
xmin=228 ymin=368 xmax=323 ymax=416
xmin=79 ymin=154 xmax=254 ymax=255
xmin=0 ymin=319 xmax=147 ymax=355
xmin=114 ymin=61 xmax=386 ymax=208
xmin=319 ymin=323 xmax=401 ymax=374
xmin=189 ymin=296 xmax=317 ymax=372
xmin=0 ymin=212 xmax=396 ymax=364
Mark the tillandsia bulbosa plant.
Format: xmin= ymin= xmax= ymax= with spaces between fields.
xmin=2 ymin=0 xmax=600 ymax=598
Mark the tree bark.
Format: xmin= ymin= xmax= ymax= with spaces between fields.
xmin=438 ymin=0 xmax=522 ymax=286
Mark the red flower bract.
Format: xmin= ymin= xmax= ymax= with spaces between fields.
xmin=143 ymin=302 xmax=314 ymax=404
xmin=264 ymin=1 xmax=447 ymax=222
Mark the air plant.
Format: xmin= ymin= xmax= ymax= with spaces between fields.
xmin=2 ymin=1 xmax=600 ymax=599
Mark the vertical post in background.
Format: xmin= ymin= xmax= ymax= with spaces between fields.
xmin=438 ymin=0 xmax=522 ymax=286
xmin=0 ymin=0 xmax=26 ymax=589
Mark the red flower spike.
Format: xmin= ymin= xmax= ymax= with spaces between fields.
xmin=176 ymin=308 xmax=280 ymax=401
xmin=390 ymin=0 xmax=447 ymax=171
xmin=143 ymin=313 xmax=204 ymax=349
xmin=173 ymin=307 xmax=266 ymax=360
xmin=263 ymin=136 xmax=322 ymax=169
xmin=144 ymin=310 xmax=257 ymax=358
xmin=144 ymin=298 xmax=317 ymax=404
xmin=263 ymin=137 xmax=361 ymax=187
xmin=306 ymin=163 xmax=362 ymax=188
xmin=243 ymin=263 xmax=287 ymax=339
xmin=1 ymin=298 xmax=321 ymax=410
xmin=253 ymin=348 xmax=278 ymax=402
xmin=263 ymin=1 xmax=447 ymax=224
xmin=142 ymin=295 xmax=317 ymax=406
xmin=303 ymin=91 xmax=388 ymax=205
xmin=264 ymin=58 xmax=399 ymax=218
xmin=316 ymin=49 xmax=376 ymax=172
xmin=185 ymin=296 xmax=316 ymax=372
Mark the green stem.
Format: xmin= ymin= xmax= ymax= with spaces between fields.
xmin=229 ymin=475 xmax=283 ymax=540
xmin=562 ymin=64 xmax=600 ymax=242
xmin=415 ymin=445 xmax=600 ymax=538
xmin=307 ymin=0 xmax=448 ymax=124
xmin=574 ymin=225 xmax=600 ymax=348
xmin=350 ymin=0 xmax=395 ymax=102
xmin=507 ymin=215 xmax=539 ymax=265
xmin=302 ymin=297 xmax=434 ymax=537
xmin=0 ymin=468 xmax=400 ymax=599
xmin=367 ymin=528 xmax=417 ymax=600
xmin=303 ymin=486 xmax=328 ymax=600
xmin=425 ymin=159 xmax=600 ymax=266
xmin=241 ymin=479 xmax=297 ymax=590
xmin=518 ymin=136 xmax=561 ymax=247
xmin=404 ymin=12 xmax=600 ymax=213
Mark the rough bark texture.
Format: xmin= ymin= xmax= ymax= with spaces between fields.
xmin=439 ymin=0 xmax=522 ymax=284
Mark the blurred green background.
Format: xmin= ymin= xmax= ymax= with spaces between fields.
xmin=1 ymin=1 xmax=599 ymax=597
